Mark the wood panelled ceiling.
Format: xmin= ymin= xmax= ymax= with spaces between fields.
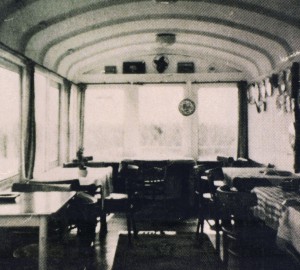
xmin=0 ymin=0 xmax=299 ymax=83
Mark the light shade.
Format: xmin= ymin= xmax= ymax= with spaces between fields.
xmin=156 ymin=33 xmax=176 ymax=46
xmin=154 ymin=0 xmax=178 ymax=4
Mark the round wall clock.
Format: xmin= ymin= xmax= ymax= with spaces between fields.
xmin=178 ymin=98 xmax=196 ymax=116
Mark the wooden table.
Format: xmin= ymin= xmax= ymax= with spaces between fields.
xmin=0 ymin=191 xmax=76 ymax=270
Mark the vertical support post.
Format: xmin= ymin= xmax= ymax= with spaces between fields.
xmin=39 ymin=216 xmax=48 ymax=270
xmin=237 ymin=81 xmax=248 ymax=159
xmin=292 ymin=63 xmax=300 ymax=172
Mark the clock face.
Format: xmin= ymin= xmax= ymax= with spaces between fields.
xmin=178 ymin=98 xmax=196 ymax=116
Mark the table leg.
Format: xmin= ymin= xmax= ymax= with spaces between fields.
xmin=39 ymin=217 xmax=48 ymax=270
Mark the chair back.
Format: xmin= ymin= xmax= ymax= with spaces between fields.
xmin=12 ymin=182 xmax=72 ymax=192
xmin=140 ymin=162 xmax=166 ymax=196
xmin=30 ymin=179 xmax=81 ymax=190
xmin=216 ymin=186 xmax=257 ymax=223
xmin=120 ymin=164 xmax=141 ymax=198
xmin=193 ymin=164 xmax=210 ymax=196
xmin=63 ymin=162 xmax=79 ymax=168
xmin=72 ymin=156 xmax=93 ymax=163
xmin=206 ymin=167 xmax=225 ymax=199
xmin=217 ymin=156 xmax=234 ymax=167
xmin=197 ymin=160 xmax=223 ymax=169
xmin=85 ymin=162 xmax=107 ymax=168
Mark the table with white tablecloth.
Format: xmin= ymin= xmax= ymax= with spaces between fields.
xmin=251 ymin=186 xmax=300 ymax=230
xmin=277 ymin=204 xmax=300 ymax=255
xmin=252 ymin=186 xmax=300 ymax=260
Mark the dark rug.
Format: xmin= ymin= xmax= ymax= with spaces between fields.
xmin=112 ymin=232 xmax=224 ymax=270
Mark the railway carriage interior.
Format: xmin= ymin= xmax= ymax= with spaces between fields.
xmin=0 ymin=0 xmax=300 ymax=269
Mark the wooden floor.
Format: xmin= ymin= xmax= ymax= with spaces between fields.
xmin=1 ymin=213 xmax=298 ymax=270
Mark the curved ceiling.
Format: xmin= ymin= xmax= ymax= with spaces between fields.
xmin=0 ymin=0 xmax=299 ymax=83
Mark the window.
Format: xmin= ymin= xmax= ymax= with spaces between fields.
xmin=0 ymin=63 xmax=21 ymax=179
xmin=84 ymin=86 xmax=125 ymax=160
xmin=35 ymin=72 xmax=61 ymax=172
xmin=197 ymin=85 xmax=238 ymax=160
xmin=69 ymin=85 xmax=80 ymax=160
xmin=138 ymin=85 xmax=184 ymax=157
xmin=47 ymin=82 xmax=60 ymax=166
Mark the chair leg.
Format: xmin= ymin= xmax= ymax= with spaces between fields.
xmin=126 ymin=212 xmax=132 ymax=245
xmin=196 ymin=218 xmax=204 ymax=238
xmin=196 ymin=219 xmax=200 ymax=237
xmin=215 ymin=219 xmax=220 ymax=255
xmin=200 ymin=219 xmax=204 ymax=234
xmin=99 ymin=212 xmax=107 ymax=238
xmin=131 ymin=212 xmax=138 ymax=238
xmin=223 ymin=232 xmax=229 ymax=269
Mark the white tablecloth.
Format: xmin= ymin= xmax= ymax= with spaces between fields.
xmin=277 ymin=204 xmax=300 ymax=254
xmin=251 ymin=186 xmax=300 ymax=258
xmin=34 ymin=167 xmax=113 ymax=197
xmin=251 ymin=186 xmax=300 ymax=230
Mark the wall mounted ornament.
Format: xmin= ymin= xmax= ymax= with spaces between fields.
xmin=265 ymin=78 xmax=273 ymax=97
xmin=247 ymin=84 xmax=255 ymax=104
xmin=178 ymin=98 xmax=196 ymax=116
xmin=285 ymin=67 xmax=292 ymax=97
xmin=153 ymin=55 xmax=169 ymax=73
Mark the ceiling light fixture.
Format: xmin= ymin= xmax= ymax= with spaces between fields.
xmin=154 ymin=0 xmax=177 ymax=4
xmin=156 ymin=33 xmax=176 ymax=46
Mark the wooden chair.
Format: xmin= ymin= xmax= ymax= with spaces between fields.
xmin=216 ymin=186 xmax=262 ymax=270
xmin=100 ymin=164 xmax=141 ymax=245
xmin=195 ymin=167 xmax=224 ymax=254
xmin=217 ymin=156 xmax=235 ymax=167
xmin=139 ymin=161 xmax=168 ymax=201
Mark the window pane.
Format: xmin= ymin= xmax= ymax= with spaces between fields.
xmin=35 ymin=72 xmax=47 ymax=172
xmin=69 ymin=86 xmax=79 ymax=160
xmin=197 ymin=85 xmax=238 ymax=160
xmin=0 ymin=65 xmax=20 ymax=178
xmin=139 ymin=85 xmax=184 ymax=157
xmin=35 ymin=74 xmax=60 ymax=172
xmin=84 ymin=87 xmax=124 ymax=160
xmin=47 ymin=82 xmax=60 ymax=166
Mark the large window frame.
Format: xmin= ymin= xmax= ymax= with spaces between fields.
xmin=196 ymin=83 xmax=239 ymax=160
xmin=0 ymin=59 xmax=22 ymax=181
xmin=83 ymin=83 xmax=239 ymax=161
xmin=34 ymin=71 xmax=61 ymax=173
xmin=138 ymin=84 xmax=185 ymax=158
xmin=83 ymin=85 xmax=125 ymax=161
